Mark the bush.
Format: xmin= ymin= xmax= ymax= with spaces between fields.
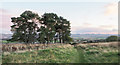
xmin=106 ymin=36 xmax=118 ymax=42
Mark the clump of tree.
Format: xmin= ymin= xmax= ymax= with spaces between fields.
xmin=10 ymin=11 xmax=40 ymax=44
xmin=10 ymin=10 xmax=72 ymax=44
xmin=106 ymin=36 xmax=118 ymax=42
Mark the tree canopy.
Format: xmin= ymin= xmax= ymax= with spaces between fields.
xmin=10 ymin=10 xmax=72 ymax=44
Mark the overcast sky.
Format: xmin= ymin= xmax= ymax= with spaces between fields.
xmin=0 ymin=0 xmax=118 ymax=34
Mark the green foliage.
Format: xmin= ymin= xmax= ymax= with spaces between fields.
xmin=10 ymin=11 xmax=40 ymax=43
xmin=39 ymin=13 xmax=72 ymax=43
xmin=106 ymin=36 xmax=118 ymax=42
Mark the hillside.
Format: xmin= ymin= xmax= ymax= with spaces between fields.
xmin=71 ymin=34 xmax=117 ymax=40
xmin=2 ymin=42 xmax=119 ymax=63
xmin=0 ymin=34 xmax=117 ymax=40
xmin=0 ymin=34 xmax=12 ymax=40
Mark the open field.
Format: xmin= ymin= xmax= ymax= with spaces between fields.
xmin=2 ymin=42 xmax=119 ymax=63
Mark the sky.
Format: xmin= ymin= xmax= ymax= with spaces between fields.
xmin=0 ymin=0 xmax=119 ymax=34
xmin=0 ymin=0 xmax=119 ymax=2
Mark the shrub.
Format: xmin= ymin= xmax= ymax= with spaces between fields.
xmin=106 ymin=36 xmax=118 ymax=42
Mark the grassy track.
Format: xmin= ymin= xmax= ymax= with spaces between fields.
xmin=75 ymin=45 xmax=119 ymax=63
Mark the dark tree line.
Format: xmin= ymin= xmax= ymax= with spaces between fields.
xmin=9 ymin=10 xmax=72 ymax=44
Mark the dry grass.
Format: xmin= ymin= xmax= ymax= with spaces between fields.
xmin=2 ymin=43 xmax=73 ymax=55
xmin=2 ymin=42 xmax=119 ymax=63
xmin=76 ymin=42 xmax=118 ymax=48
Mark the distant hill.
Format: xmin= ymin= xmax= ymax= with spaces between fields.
xmin=0 ymin=33 xmax=117 ymax=40
xmin=0 ymin=34 xmax=12 ymax=40
xmin=71 ymin=34 xmax=117 ymax=40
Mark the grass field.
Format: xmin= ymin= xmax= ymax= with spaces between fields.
xmin=2 ymin=46 xmax=78 ymax=63
xmin=2 ymin=40 xmax=18 ymax=44
xmin=2 ymin=42 xmax=119 ymax=63
xmin=75 ymin=45 xmax=119 ymax=63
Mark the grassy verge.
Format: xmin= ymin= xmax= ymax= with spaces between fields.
xmin=2 ymin=46 xmax=78 ymax=63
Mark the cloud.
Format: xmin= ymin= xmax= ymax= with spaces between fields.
xmin=1 ymin=14 xmax=12 ymax=29
xmin=99 ymin=25 xmax=117 ymax=30
xmin=0 ymin=9 xmax=12 ymax=34
xmin=0 ymin=9 xmax=8 ymax=13
xmin=71 ymin=26 xmax=118 ymax=34
xmin=104 ymin=3 xmax=118 ymax=16
xmin=82 ymin=22 xmax=92 ymax=27
xmin=71 ymin=22 xmax=118 ymax=34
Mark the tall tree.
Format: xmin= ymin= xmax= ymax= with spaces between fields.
xmin=10 ymin=11 xmax=40 ymax=44
xmin=10 ymin=11 xmax=72 ymax=44
xmin=55 ymin=16 xmax=72 ymax=43
xmin=39 ymin=13 xmax=58 ymax=44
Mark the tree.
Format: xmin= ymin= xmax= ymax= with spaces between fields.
xmin=10 ymin=11 xmax=72 ymax=44
xmin=106 ymin=36 xmax=118 ymax=42
xmin=10 ymin=11 xmax=40 ymax=44
xmin=39 ymin=13 xmax=59 ymax=44
xmin=37 ymin=26 xmax=47 ymax=43
xmin=55 ymin=16 xmax=71 ymax=43
xmin=39 ymin=13 xmax=72 ymax=43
